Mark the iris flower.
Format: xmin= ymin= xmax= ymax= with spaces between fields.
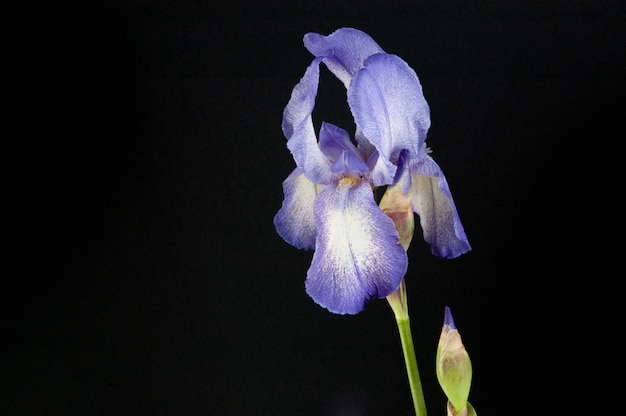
xmin=274 ymin=28 xmax=471 ymax=315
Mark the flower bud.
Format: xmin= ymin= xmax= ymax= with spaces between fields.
xmin=379 ymin=160 xmax=414 ymax=251
xmin=436 ymin=306 xmax=472 ymax=414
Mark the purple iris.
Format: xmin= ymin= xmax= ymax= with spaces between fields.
xmin=274 ymin=28 xmax=471 ymax=315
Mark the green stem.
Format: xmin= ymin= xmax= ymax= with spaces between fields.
xmin=387 ymin=280 xmax=427 ymax=416
xmin=396 ymin=315 xmax=428 ymax=416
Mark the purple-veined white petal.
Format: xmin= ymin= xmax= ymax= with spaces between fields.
xmin=304 ymin=28 xmax=385 ymax=88
xmin=305 ymin=178 xmax=407 ymax=314
xmin=409 ymin=154 xmax=471 ymax=259
xmin=348 ymin=53 xmax=431 ymax=184
xmin=274 ymin=167 xmax=325 ymax=250
xmin=282 ymin=57 xmax=334 ymax=185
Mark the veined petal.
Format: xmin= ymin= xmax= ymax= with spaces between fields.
xmin=282 ymin=57 xmax=334 ymax=185
xmin=274 ymin=167 xmax=325 ymax=250
xmin=348 ymin=53 xmax=431 ymax=183
xmin=305 ymin=178 xmax=408 ymax=315
xmin=304 ymin=28 xmax=385 ymax=88
xmin=409 ymin=154 xmax=471 ymax=259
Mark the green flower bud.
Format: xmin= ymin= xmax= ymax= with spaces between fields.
xmin=436 ymin=306 xmax=472 ymax=414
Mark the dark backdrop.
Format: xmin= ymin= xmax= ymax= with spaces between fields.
xmin=6 ymin=1 xmax=623 ymax=415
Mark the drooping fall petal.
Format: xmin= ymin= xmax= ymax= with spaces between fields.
xmin=274 ymin=168 xmax=324 ymax=250
xmin=409 ymin=154 xmax=471 ymax=259
xmin=305 ymin=178 xmax=407 ymax=314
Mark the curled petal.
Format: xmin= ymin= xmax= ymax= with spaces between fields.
xmin=282 ymin=57 xmax=334 ymax=185
xmin=305 ymin=178 xmax=407 ymax=314
xmin=409 ymin=155 xmax=471 ymax=259
xmin=348 ymin=53 xmax=430 ymax=185
xmin=274 ymin=168 xmax=324 ymax=250
xmin=304 ymin=28 xmax=385 ymax=88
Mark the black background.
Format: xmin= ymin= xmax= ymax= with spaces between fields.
xmin=6 ymin=1 xmax=623 ymax=415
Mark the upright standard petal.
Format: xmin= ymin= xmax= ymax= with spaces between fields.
xmin=348 ymin=53 xmax=431 ymax=186
xmin=305 ymin=178 xmax=408 ymax=314
xmin=274 ymin=168 xmax=324 ymax=250
xmin=409 ymin=154 xmax=471 ymax=259
xmin=282 ymin=57 xmax=334 ymax=185
xmin=303 ymin=28 xmax=385 ymax=88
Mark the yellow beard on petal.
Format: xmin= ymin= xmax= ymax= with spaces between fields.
xmin=338 ymin=177 xmax=361 ymax=187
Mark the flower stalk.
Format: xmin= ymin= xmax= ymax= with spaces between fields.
xmin=382 ymin=160 xmax=427 ymax=416
xmin=387 ymin=280 xmax=428 ymax=416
